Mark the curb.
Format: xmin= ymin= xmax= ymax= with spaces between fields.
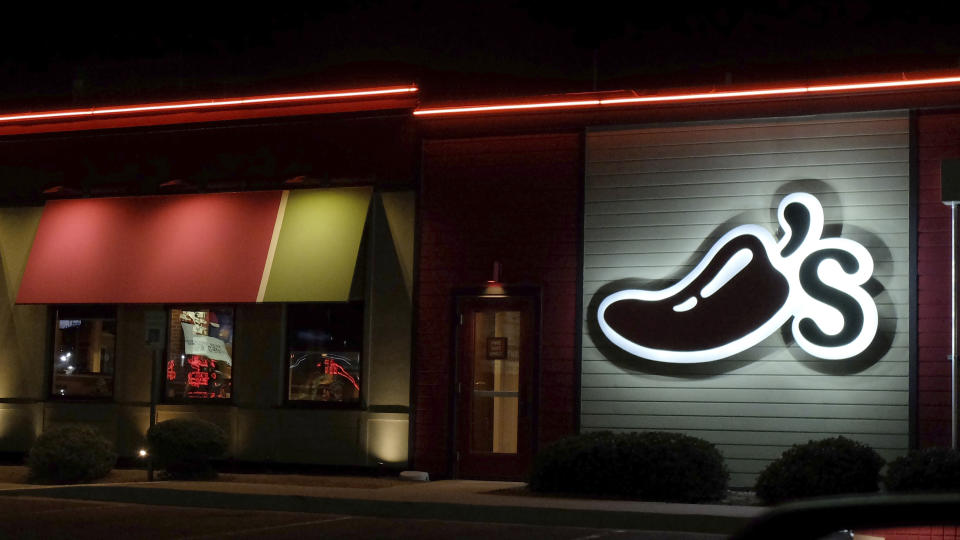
xmin=1 ymin=485 xmax=755 ymax=535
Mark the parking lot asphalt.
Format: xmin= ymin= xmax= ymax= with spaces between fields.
xmin=0 ymin=472 xmax=762 ymax=536
xmin=0 ymin=495 xmax=732 ymax=540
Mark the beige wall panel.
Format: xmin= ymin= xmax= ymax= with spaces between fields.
xmin=582 ymin=112 xmax=911 ymax=487
xmin=581 ymin=401 xmax=907 ymax=420
xmin=235 ymin=409 xmax=278 ymax=461
xmin=366 ymin=194 xmax=412 ymax=409
xmin=0 ymin=403 xmax=42 ymax=452
xmin=366 ymin=414 xmax=409 ymax=466
xmin=582 ymin=387 xmax=908 ymax=406
xmin=588 ymin=164 xmax=909 ymax=190
xmin=234 ymin=409 xmax=408 ymax=467
xmin=115 ymin=404 xmax=151 ymax=457
xmin=587 ymin=117 xmax=907 ymax=148
xmin=585 ymin=233 xmax=909 ymax=256
xmin=43 ymin=402 xmax=120 ymax=442
xmin=584 ymin=426 xmax=907 ymax=451
xmin=581 ymin=415 xmax=907 ymax=435
xmin=582 ymin=356 xmax=909 ymax=376
xmin=42 ymin=403 xmax=151 ymax=458
xmin=234 ymin=304 xmax=284 ymax=409
xmin=588 ymin=219 xmax=908 ymax=241
xmin=589 ymin=133 xmax=910 ymax=162
xmin=587 ymin=176 xmax=908 ymax=202
xmin=115 ymin=305 xmax=152 ymax=404
xmin=580 ymin=373 xmax=907 ymax=391
xmin=380 ymin=191 xmax=416 ymax=300
xmin=719 ymin=444 xmax=904 ymax=465
xmin=585 ymin=204 xmax=908 ymax=229
xmin=269 ymin=409 xmax=364 ymax=465
xmin=0 ymin=207 xmax=46 ymax=400
xmin=156 ymin=405 xmax=238 ymax=456
xmin=587 ymin=148 xmax=908 ymax=176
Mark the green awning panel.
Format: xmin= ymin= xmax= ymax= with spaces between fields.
xmin=0 ymin=207 xmax=43 ymax=306
xmin=260 ymin=187 xmax=372 ymax=302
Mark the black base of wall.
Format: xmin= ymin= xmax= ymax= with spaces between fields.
xmin=0 ymin=452 xmax=25 ymax=465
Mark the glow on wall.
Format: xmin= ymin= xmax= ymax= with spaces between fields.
xmin=596 ymin=193 xmax=878 ymax=363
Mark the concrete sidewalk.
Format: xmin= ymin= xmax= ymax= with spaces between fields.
xmin=0 ymin=474 xmax=764 ymax=536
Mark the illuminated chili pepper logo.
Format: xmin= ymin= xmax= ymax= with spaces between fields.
xmin=597 ymin=193 xmax=878 ymax=363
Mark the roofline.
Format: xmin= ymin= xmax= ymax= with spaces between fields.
xmin=414 ymin=70 xmax=960 ymax=117
xmin=0 ymin=85 xmax=420 ymax=136
xmin=3 ymin=69 xmax=960 ymax=136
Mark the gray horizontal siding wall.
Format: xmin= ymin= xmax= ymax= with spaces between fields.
xmin=582 ymin=112 xmax=910 ymax=488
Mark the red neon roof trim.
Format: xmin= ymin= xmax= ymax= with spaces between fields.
xmin=413 ymin=99 xmax=602 ymax=115
xmin=413 ymin=72 xmax=960 ymax=116
xmin=0 ymin=85 xmax=419 ymax=124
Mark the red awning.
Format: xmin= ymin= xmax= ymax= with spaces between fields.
xmin=16 ymin=191 xmax=284 ymax=304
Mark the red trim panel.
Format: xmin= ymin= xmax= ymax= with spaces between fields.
xmin=415 ymin=133 xmax=581 ymax=477
xmin=16 ymin=191 xmax=283 ymax=304
xmin=916 ymin=110 xmax=960 ymax=448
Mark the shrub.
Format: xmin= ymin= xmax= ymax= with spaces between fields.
xmin=27 ymin=425 xmax=116 ymax=484
xmin=755 ymin=436 xmax=884 ymax=504
xmin=146 ymin=418 xmax=228 ymax=480
xmin=529 ymin=430 xmax=728 ymax=503
xmin=885 ymin=447 xmax=960 ymax=493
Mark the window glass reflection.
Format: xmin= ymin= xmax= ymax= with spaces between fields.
xmin=52 ymin=306 xmax=116 ymax=398
xmin=287 ymin=303 xmax=363 ymax=405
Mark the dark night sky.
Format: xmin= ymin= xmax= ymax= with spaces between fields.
xmin=2 ymin=2 xmax=960 ymax=110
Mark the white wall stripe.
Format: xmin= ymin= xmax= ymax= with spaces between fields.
xmin=256 ymin=190 xmax=289 ymax=303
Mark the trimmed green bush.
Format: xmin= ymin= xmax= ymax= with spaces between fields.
xmin=27 ymin=425 xmax=116 ymax=484
xmin=147 ymin=418 xmax=228 ymax=480
xmin=885 ymin=447 xmax=960 ymax=493
xmin=529 ymin=430 xmax=729 ymax=503
xmin=755 ymin=436 xmax=884 ymax=504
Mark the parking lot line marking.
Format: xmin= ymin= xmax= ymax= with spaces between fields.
xmin=180 ymin=515 xmax=354 ymax=539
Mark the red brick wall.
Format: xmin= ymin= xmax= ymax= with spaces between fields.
xmin=414 ymin=133 xmax=581 ymax=476
xmin=917 ymin=111 xmax=960 ymax=448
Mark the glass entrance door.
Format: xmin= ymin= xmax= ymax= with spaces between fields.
xmin=469 ymin=309 xmax=520 ymax=455
xmin=455 ymin=295 xmax=537 ymax=479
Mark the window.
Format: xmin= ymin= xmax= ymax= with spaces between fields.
xmin=165 ymin=307 xmax=234 ymax=400
xmin=52 ymin=306 xmax=116 ymax=398
xmin=286 ymin=303 xmax=363 ymax=405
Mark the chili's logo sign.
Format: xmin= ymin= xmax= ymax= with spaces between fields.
xmin=597 ymin=193 xmax=878 ymax=363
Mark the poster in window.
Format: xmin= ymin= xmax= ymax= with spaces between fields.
xmin=487 ymin=337 xmax=507 ymax=359
xmin=165 ymin=308 xmax=233 ymax=400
